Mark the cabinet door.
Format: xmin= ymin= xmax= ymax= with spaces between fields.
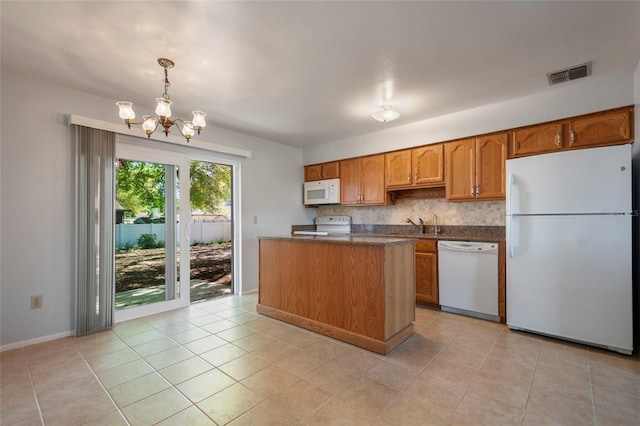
xmin=340 ymin=158 xmax=361 ymax=205
xmin=445 ymin=139 xmax=475 ymax=201
xmin=511 ymin=123 xmax=563 ymax=158
xmin=416 ymin=251 xmax=438 ymax=306
xmin=361 ymin=154 xmax=386 ymax=204
xmin=568 ymin=108 xmax=633 ymax=149
xmin=476 ymin=133 xmax=507 ymax=200
xmin=414 ymin=144 xmax=444 ymax=186
xmin=386 ymin=150 xmax=412 ymax=188
xmin=304 ymin=165 xmax=322 ymax=182
xmin=322 ymin=161 xmax=340 ymax=179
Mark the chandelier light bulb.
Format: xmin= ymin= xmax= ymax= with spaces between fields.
xmin=142 ymin=116 xmax=158 ymax=135
xmin=182 ymin=121 xmax=195 ymax=139
xmin=371 ymin=105 xmax=400 ymax=122
xmin=116 ymin=101 xmax=135 ymax=120
xmin=192 ymin=111 xmax=206 ymax=128
xmin=155 ymin=98 xmax=172 ymax=118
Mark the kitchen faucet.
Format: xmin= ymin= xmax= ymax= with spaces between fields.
xmin=433 ymin=214 xmax=441 ymax=235
xmin=406 ymin=217 xmax=425 ymax=234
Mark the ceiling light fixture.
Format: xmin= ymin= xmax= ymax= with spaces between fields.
xmin=371 ymin=105 xmax=400 ymax=122
xmin=116 ymin=58 xmax=206 ymax=142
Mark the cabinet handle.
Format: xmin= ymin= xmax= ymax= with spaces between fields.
xmin=407 ymin=173 xmax=411 ymax=183
xmin=476 ymin=185 xmax=480 ymax=196
xmin=570 ymin=130 xmax=575 ymax=145
xmin=556 ymin=132 xmax=561 ymax=146
xmin=471 ymin=185 xmax=474 ymax=196
xmin=415 ymin=171 xmax=419 ymax=181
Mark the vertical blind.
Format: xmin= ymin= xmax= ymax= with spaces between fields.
xmin=75 ymin=126 xmax=115 ymax=336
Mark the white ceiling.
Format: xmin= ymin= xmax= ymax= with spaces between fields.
xmin=2 ymin=1 xmax=640 ymax=148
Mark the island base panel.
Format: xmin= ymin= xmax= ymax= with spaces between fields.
xmin=256 ymin=304 xmax=414 ymax=355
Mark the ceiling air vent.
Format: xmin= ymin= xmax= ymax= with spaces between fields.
xmin=547 ymin=62 xmax=592 ymax=86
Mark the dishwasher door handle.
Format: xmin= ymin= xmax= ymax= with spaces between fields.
xmin=438 ymin=241 xmax=497 ymax=253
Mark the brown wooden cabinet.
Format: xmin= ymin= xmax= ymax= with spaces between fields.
xmin=445 ymin=133 xmax=507 ymax=201
xmin=386 ymin=145 xmax=444 ymax=189
xmin=415 ymin=240 xmax=438 ymax=307
xmin=511 ymin=122 xmax=564 ymax=157
xmin=386 ymin=150 xmax=412 ymax=187
xmin=340 ymin=154 xmax=387 ymax=205
xmin=567 ymin=107 xmax=633 ymax=149
xmin=258 ymin=237 xmax=416 ymax=354
xmin=414 ymin=145 xmax=445 ymax=186
xmin=304 ymin=161 xmax=340 ymax=181
xmin=510 ymin=106 xmax=634 ymax=158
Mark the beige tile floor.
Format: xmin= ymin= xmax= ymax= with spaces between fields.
xmin=2 ymin=294 xmax=639 ymax=425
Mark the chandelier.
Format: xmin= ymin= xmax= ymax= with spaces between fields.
xmin=116 ymin=58 xmax=206 ymax=142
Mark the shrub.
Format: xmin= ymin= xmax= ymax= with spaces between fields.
xmin=137 ymin=233 xmax=164 ymax=249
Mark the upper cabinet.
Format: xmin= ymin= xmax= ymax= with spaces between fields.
xmin=386 ymin=145 xmax=444 ymax=190
xmin=510 ymin=106 xmax=633 ymax=158
xmin=511 ymin=122 xmax=564 ymax=157
xmin=445 ymin=139 xmax=475 ymax=200
xmin=385 ymin=150 xmax=412 ymax=187
xmin=567 ymin=107 xmax=633 ymax=149
xmin=446 ymin=133 xmax=507 ymax=201
xmin=304 ymin=161 xmax=340 ymax=181
xmin=303 ymin=106 xmax=633 ymax=204
xmin=340 ymin=154 xmax=387 ymax=205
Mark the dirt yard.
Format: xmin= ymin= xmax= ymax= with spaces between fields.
xmin=115 ymin=243 xmax=231 ymax=293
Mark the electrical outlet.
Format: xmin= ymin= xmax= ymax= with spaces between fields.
xmin=31 ymin=295 xmax=43 ymax=309
xmin=253 ymin=216 xmax=258 ymax=224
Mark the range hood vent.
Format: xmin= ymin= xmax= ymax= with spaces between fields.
xmin=547 ymin=62 xmax=592 ymax=85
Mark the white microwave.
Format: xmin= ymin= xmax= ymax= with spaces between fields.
xmin=304 ymin=178 xmax=340 ymax=205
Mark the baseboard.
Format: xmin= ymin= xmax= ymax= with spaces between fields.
xmin=0 ymin=330 xmax=74 ymax=352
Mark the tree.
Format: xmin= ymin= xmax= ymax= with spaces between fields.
xmin=117 ymin=161 xmax=167 ymax=217
xmin=116 ymin=160 xmax=231 ymax=217
xmin=190 ymin=161 xmax=231 ymax=214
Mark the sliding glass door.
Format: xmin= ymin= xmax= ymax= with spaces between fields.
xmin=114 ymin=144 xmax=191 ymax=322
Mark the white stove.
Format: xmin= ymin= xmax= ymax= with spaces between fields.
xmin=293 ymin=215 xmax=351 ymax=236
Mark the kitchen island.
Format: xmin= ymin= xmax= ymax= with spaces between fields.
xmin=257 ymin=235 xmax=417 ymax=354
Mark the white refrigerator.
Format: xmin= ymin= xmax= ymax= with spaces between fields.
xmin=506 ymin=144 xmax=633 ymax=354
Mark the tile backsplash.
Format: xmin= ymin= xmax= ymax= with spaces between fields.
xmin=316 ymin=198 xmax=506 ymax=227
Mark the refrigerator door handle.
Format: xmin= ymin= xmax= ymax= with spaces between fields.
xmin=508 ymin=173 xmax=516 ymax=215
xmin=507 ymin=173 xmax=519 ymax=258
xmin=508 ymin=215 xmax=519 ymax=258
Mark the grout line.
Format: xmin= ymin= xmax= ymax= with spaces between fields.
xmin=445 ymin=322 xmax=497 ymax=425
xmin=519 ymin=339 xmax=541 ymax=426
xmin=23 ymin=347 xmax=46 ymax=426
xmin=71 ymin=335 xmax=132 ymax=426
xmin=587 ymin=353 xmax=598 ymax=426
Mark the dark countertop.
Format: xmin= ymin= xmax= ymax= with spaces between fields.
xmin=291 ymin=224 xmax=505 ymax=243
xmin=258 ymin=234 xmax=418 ymax=247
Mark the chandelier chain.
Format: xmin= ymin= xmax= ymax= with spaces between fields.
xmin=163 ymin=68 xmax=171 ymax=100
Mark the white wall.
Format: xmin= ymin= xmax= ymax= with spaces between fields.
xmin=0 ymin=71 xmax=312 ymax=348
xmin=304 ymin=71 xmax=635 ymax=165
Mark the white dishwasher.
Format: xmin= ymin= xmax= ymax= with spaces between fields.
xmin=437 ymin=240 xmax=499 ymax=322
